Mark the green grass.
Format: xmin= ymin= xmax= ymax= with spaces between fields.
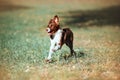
xmin=0 ymin=0 xmax=120 ymax=80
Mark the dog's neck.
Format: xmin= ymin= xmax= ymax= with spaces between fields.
xmin=50 ymin=35 xmax=54 ymax=39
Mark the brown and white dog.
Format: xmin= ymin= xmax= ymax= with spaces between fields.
xmin=46 ymin=15 xmax=76 ymax=62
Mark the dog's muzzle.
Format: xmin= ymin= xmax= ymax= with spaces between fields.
xmin=46 ymin=28 xmax=51 ymax=33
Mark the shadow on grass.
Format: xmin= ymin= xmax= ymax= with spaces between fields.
xmin=46 ymin=50 xmax=86 ymax=64
xmin=0 ymin=0 xmax=31 ymax=12
xmin=61 ymin=5 xmax=120 ymax=27
xmin=77 ymin=52 xmax=85 ymax=57
xmin=62 ymin=51 xmax=85 ymax=61
xmin=0 ymin=5 xmax=31 ymax=12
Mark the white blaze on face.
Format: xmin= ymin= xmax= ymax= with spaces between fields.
xmin=47 ymin=28 xmax=51 ymax=33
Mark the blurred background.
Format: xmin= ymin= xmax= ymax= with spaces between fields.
xmin=0 ymin=0 xmax=120 ymax=11
xmin=0 ymin=0 xmax=120 ymax=80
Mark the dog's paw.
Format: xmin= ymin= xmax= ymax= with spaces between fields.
xmin=45 ymin=59 xmax=52 ymax=63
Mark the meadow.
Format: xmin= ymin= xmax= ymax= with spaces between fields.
xmin=0 ymin=0 xmax=120 ymax=80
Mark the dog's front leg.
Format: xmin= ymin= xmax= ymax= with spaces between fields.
xmin=47 ymin=40 xmax=55 ymax=60
xmin=53 ymin=32 xmax=62 ymax=51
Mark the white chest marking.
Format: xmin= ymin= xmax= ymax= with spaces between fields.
xmin=47 ymin=29 xmax=63 ymax=60
xmin=50 ymin=29 xmax=62 ymax=44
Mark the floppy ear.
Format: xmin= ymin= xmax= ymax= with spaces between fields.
xmin=54 ymin=15 xmax=59 ymax=24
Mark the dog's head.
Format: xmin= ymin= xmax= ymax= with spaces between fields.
xmin=46 ymin=15 xmax=60 ymax=35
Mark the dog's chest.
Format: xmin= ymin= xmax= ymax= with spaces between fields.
xmin=50 ymin=29 xmax=63 ymax=42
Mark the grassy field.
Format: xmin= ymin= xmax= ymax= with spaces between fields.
xmin=0 ymin=0 xmax=120 ymax=80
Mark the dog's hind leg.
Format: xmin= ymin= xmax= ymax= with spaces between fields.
xmin=66 ymin=41 xmax=76 ymax=58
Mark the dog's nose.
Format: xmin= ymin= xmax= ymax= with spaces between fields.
xmin=46 ymin=28 xmax=50 ymax=33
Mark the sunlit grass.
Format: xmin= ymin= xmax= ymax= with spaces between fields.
xmin=0 ymin=0 xmax=120 ymax=80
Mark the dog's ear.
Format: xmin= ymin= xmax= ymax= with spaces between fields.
xmin=49 ymin=19 xmax=53 ymax=24
xmin=54 ymin=15 xmax=59 ymax=24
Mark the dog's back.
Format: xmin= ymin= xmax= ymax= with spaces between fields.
xmin=62 ymin=28 xmax=73 ymax=44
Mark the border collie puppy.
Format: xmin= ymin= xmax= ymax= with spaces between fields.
xmin=46 ymin=15 xmax=76 ymax=62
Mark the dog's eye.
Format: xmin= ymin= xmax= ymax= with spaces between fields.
xmin=48 ymin=24 xmax=52 ymax=27
xmin=50 ymin=24 xmax=53 ymax=27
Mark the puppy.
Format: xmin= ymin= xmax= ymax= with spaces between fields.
xmin=46 ymin=15 xmax=76 ymax=62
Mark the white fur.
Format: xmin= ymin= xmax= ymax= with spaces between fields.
xmin=47 ymin=29 xmax=63 ymax=60
xmin=47 ymin=28 xmax=51 ymax=33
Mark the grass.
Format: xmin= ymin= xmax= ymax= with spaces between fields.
xmin=0 ymin=0 xmax=120 ymax=80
